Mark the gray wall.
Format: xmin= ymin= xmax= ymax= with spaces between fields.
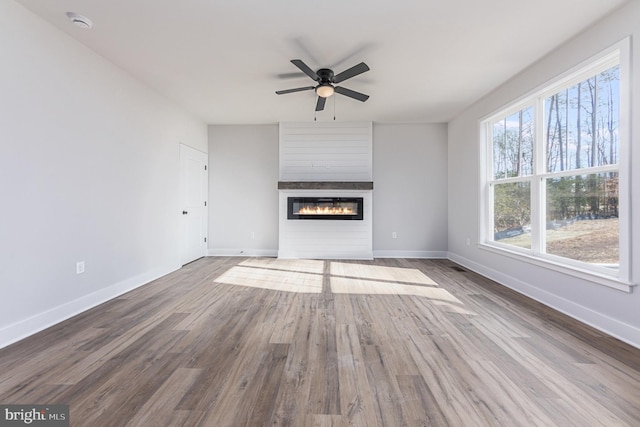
xmin=373 ymin=123 xmax=448 ymax=257
xmin=207 ymin=123 xmax=448 ymax=258
xmin=447 ymin=0 xmax=640 ymax=347
xmin=208 ymin=125 xmax=280 ymax=255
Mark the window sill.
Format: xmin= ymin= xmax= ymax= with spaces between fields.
xmin=478 ymin=242 xmax=634 ymax=293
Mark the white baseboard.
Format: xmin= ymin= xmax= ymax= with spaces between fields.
xmin=448 ymin=252 xmax=640 ymax=350
xmin=277 ymin=250 xmax=374 ymax=260
xmin=373 ymin=250 xmax=448 ymax=259
xmin=0 ymin=264 xmax=180 ymax=350
xmin=208 ymin=248 xmax=279 ymax=257
xmin=206 ymin=249 xmax=447 ymax=260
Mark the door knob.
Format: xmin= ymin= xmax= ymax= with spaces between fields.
xmin=182 ymin=210 xmax=188 ymax=215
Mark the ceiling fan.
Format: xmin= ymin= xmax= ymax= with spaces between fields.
xmin=276 ymin=59 xmax=370 ymax=111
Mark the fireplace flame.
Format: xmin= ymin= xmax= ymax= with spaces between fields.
xmin=297 ymin=205 xmax=355 ymax=215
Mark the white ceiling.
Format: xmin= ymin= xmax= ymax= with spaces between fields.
xmin=15 ymin=0 xmax=627 ymax=124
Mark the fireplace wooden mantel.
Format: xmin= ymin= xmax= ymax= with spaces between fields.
xmin=277 ymin=181 xmax=373 ymax=190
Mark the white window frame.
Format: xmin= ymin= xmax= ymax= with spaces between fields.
xmin=478 ymin=38 xmax=632 ymax=292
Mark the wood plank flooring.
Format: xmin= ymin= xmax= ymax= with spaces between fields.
xmin=1 ymin=257 xmax=639 ymax=426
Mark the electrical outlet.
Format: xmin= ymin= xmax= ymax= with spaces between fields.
xmin=392 ymin=232 xmax=397 ymax=239
xmin=466 ymin=237 xmax=471 ymax=246
xmin=76 ymin=261 xmax=85 ymax=274
xmin=251 ymin=231 xmax=255 ymax=240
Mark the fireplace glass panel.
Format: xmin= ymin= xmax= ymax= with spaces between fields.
xmin=288 ymin=197 xmax=364 ymax=220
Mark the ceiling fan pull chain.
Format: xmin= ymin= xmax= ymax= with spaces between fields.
xmin=333 ymin=95 xmax=336 ymax=121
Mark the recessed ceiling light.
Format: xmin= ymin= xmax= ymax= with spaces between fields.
xmin=66 ymin=12 xmax=93 ymax=29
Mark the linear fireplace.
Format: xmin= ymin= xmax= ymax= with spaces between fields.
xmin=287 ymin=197 xmax=364 ymax=220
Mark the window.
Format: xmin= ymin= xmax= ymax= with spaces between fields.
xmin=480 ymin=40 xmax=630 ymax=290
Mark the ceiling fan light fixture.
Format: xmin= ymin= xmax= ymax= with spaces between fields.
xmin=316 ymin=84 xmax=334 ymax=98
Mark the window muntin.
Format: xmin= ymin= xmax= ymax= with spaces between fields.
xmin=482 ymin=45 xmax=625 ymax=283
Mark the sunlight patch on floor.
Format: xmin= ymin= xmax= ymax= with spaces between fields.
xmin=214 ymin=260 xmax=473 ymax=313
xmin=240 ymin=258 xmax=325 ymax=274
xmin=330 ymin=262 xmax=437 ymax=285
xmin=215 ymin=266 xmax=323 ymax=293
xmin=330 ymin=276 xmax=462 ymax=304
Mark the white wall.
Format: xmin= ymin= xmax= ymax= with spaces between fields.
xmin=0 ymin=1 xmax=207 ymax=348
xmin=280 ymin=122 xmax=373 ymax=181
xmin=448 ymin=0 xmax=640 ymax=347
xmin=373 ymin=123 xmax=448 ymax=258
xmin=208 ymin=125 xmax=279 ymax=256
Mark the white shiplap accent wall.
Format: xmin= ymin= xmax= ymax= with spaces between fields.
xmin=279 ymin=122 xmax=372 ymax=181
xmin=278 ymin=190 xmax=373 ymax=259
xmin=278 ymin=121 xmax=373 ymax=259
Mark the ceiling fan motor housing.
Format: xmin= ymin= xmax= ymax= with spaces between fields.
xmin=316 ymin=68 xmax=334 ymax=83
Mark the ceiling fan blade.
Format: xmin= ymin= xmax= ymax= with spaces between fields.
xmin=315 ymin=96 xmax=326 ymax=111
xmin=291 ymin=59 xmax=319 ymax=81
xmin=277 ymin=72 xmax=307 ymax=79
xmin=334 ymin=86 xmax=369 ymax=102
xmin=275 ymin=86 xmax=315 ymax=95
xmin=332 ymin=62 xmax=370 ymax=83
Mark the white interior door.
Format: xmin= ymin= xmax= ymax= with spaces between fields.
xmin=180 ymin=144 xmax=208 ymax=265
